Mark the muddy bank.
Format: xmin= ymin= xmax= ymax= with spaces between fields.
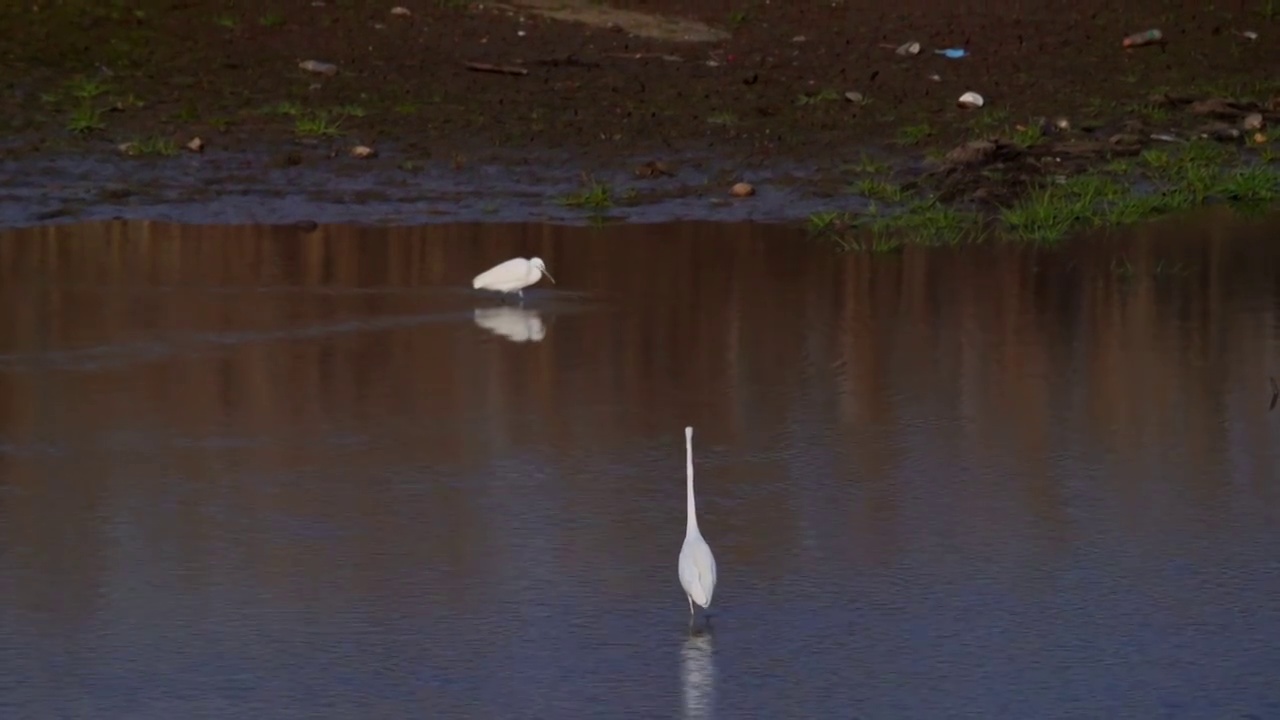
xmin=1 ymin=0 xmax=1278 ymax=230
xmin=0 ymin=148 xmax=856 ymax=226
xmin=1 ymin=123 xmax=1275 ymax=231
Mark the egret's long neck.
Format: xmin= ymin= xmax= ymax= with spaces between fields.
xmin=686 ymin=435 xmax=699 ymax=534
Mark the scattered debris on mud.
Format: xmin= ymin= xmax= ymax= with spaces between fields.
xmin=0 ymin=0 xmax=1276 ymax=233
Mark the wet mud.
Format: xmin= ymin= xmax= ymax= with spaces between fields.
xmin=1 ymin=0 xmax=1278 ymax=227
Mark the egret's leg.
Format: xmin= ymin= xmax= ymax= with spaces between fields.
xmin=687 ymin=596 xmax=694 ymax=616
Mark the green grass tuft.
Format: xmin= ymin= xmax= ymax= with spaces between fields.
xmin=558 ymin=180 xmax=613 ymax=210
xmin=808 ymin=139 xmax=1279 ymax=247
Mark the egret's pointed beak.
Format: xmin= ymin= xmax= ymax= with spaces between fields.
xmin=542 ymin=268 xmax=556 ymax=284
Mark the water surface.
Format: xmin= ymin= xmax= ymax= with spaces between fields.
xmin=2 ymin=215 xmax=1280 ymax=719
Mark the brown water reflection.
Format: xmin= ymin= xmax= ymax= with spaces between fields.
xmin=1 ymin=214 xmax=1279 ymax=719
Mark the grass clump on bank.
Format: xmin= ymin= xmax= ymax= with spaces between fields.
xmin=808 ymin=200 xmax=986 ymax=252
xmin=557 ymin=177 xmax=613 ymax=210
xmin=119 ymin=136 xmax=178 ymax=157
xmin=808 ymin=139 xmax=1279 ymax=249
xmin=39 ymin=76 xmax=115 ymax=135
xmin=1002 ymin=144 xmax=1277 ymax=242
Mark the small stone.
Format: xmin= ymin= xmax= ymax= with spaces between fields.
xmin=299 ymin=59 xmax=338 ymax=76
xmin=843 ymin=91 xmax=865 ymax=104
xmin=1243 ymin=112 xmax=1264 ymax=131
xmin=1252 ymin=132 xmax=1268 ymax=144
xmin=117 ymin=142 xmax=139 ymax=156
xmin=1054 ymin=117 xmax=1071 ymax=131
xmin=350 ymin=145 xmax=376 ymax=158
xmin=730 ymin=182 xmax=755 ymax=197
xmin=390 ymin=6 xmax=410 ymax=15
xmin=186 ymin=137 xmax=204 ymax=153
xmin=895 ymin=41 xmax=921 ymax=56
xmin=957 ymin=91 xmax=984 ymax=109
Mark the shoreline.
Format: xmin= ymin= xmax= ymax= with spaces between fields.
xmin=2 ymin=1 xmax=1277 ymax=235
xmin=4 ymin=97 xmax=1275 ymax=238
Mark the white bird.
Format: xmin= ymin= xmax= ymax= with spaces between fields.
xmin=471 ymin=256 xmax=555 ymax=299
xmin=679 ymin=426 xmax=717 ymax=624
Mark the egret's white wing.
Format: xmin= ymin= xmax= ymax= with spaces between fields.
xmin=678 ymin=548 xmax=702 ymax=603
xmin=693 ymin=541 xmax=717 ymax=606
xmin=472 ymin=257 xmax=529 ymax=290
xmin=701 ymin=545 xmax=717 ymax=602
xmin=680 ymin=537 xmax=717 ymax=607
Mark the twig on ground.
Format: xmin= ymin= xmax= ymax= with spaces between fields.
xmin=464 ymin=61 xmax=529 ymax=76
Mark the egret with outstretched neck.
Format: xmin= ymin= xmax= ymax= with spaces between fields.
xmin=678 ymin=426 xmax=717 ymax=626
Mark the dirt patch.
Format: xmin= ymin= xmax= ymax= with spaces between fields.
xmin=0 ymin=0 xmax=1277 ymax=228
xmin=501 ymin=0 xmax=729 ymax=42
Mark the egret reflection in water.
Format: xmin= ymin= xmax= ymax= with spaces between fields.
xmin=472 ymin=306 xmax=547 ymax=343
xmin=680 ymin=632 xmax=716 ymax=720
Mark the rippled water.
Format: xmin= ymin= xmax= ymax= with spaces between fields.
xmin=2 ymin=214 xmax=1280 ymax=719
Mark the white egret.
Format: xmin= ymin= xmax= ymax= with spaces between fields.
xmin=472 ymin=306 xmax=546 ymax=343
xmin=678 ymin=426 xmax=717 ymax=624
xmin=471 ymin=256 xmax=555 ymax=299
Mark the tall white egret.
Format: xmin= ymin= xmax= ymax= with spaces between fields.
xmin=471 ymin=257 xmax=555 ymax=300
xmin=679 ymin=426 xmax=717 ymax=624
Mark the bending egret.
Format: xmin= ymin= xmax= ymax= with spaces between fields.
xmin=679 ymin=426 xmax=717 ymax=624
xmin=471 ymin=257 xmax=555 ymax=299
